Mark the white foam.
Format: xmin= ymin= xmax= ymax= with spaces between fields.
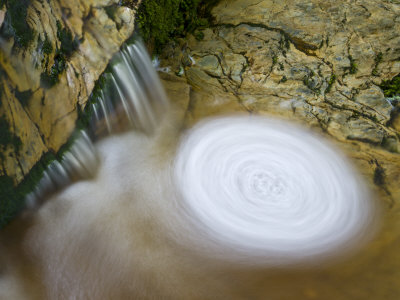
xmin=174 ymin=115 xmax=377 ymax=265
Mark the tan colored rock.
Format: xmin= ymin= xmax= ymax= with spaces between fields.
xmin=0 ymin=83 xmax=48 ymax=182
xmin=0 ymin=9 xmax=5 ymax=27
xmin=0 ymin=0 xmax=141 ymax=184
xmin=159 ymin=0 xmax=400 ymax=208
xmin=155 ymin=2 xmax=400 ymax=297
xmin=195 ymin=55 xmax=223 ymax=78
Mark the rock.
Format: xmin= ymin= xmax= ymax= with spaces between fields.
xmin=0 ymin=0 xmax=141 ymax=184
xmin=159 ymin=72 xmax=191 ymax=125
xmin=160 ymin=0 xmax=400 ymax=207
xmin=195 ymin=55 xmax=223 ymax=78
xmin=0 ymin=9 xmax=5 ymax=27
xmin=346 ymin=118 xmax=386 ymax=144
xmin=1 ymin=83 xmax=48 ymax=182
xmin=185 ymin=67 xmax=222 ymax=91
xmin=221 ymin=52 xmax=247 ymax=84
xmin=354 ymin=86 xmax=393 ymax=122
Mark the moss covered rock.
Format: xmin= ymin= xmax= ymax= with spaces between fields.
xmin=0 ymin=0 xmax=141 ymax=228
xmin=137 ymin=0 xmax=218 ymax=52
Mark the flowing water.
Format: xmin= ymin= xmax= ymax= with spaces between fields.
xmin=0 ymin=39 xmax=398 ymax=299
xmin=173 ymin=116 xmax=377 ymax=266
xmin=24 ymin=40 xmax=169 ymax=208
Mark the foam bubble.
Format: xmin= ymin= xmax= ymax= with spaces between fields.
xmin=174 ymin=116 xmax=377 ymax=265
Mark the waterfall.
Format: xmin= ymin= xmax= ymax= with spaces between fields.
xmin=89 ymin=40 xmax=169 ymax=137
xmin=25 ymin=130 xmax=98 ymax=208
xmin=26 ymin=39 xmax=169 ymax=208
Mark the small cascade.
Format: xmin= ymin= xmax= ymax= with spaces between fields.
xmin=88 ymin=40 xmax=169 ymax=138
xmin=25 ymin=130 xmax=98 ymax=208
xmin=26 ymin=38 xmax=169 ymax=208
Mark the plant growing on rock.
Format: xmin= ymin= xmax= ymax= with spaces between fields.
xmin=136 ymin=0 xmax=218 ymax=52
xmin=380 ymin=74 xmax=400 ymax=97
xmin=326 ymin=73 xmax=336 ymax=93
xmin=0 ymin=0 xmax=34 ymax=49
xmin=348 ymin=55 xmax=358 ymax=74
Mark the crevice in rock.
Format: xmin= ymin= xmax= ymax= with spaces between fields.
xmin=372 ymin=159 xmax=393 ymax=204
xmin=216 ymin=22 xmax=319 ymax=57
xmin=47 ymin=108 xmax=76 ymax=150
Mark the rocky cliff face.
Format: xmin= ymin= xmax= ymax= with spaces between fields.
xmin=159 ymin=0 xmax=400 ymax=206
xmin=0 ymin=0 xmax=140 ymax=185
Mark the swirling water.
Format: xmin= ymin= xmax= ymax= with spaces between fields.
xmin=174 ymin=116 xmax=377 ymax=265
xmin=0 ymin=39 xmax=390 ymax=299
xmin=0 ymin=111 xmax=385 ymax=299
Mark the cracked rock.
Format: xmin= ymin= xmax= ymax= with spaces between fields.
xmin=160 ymin=0 xmax=400 ymax=207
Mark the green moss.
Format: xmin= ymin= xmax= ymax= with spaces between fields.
xmin=119 ymin=0 xmax=138 ymax=9
xmin=136 ymin=0 xmax=217 ymax=52
xmin=194 ymin=30 xmax=204 ymax=41
xmin=0 ymin=0 xmax=35 ymax=49
xmin=42 ymin=36 xmax=53 ymax=55
xmin=37 ymin=35 xmax=52 ymax=56
xmin=326 ymin=73 xmax=336 ymax=93
xmin=0 ymin=174 xmax=20 ymax=228
xmin=349 ymin=55 xmax=358 ymax=74
xmin=0 ymin=117 xmax=22 ymax=153
xmin=56 ymin=20 xmax=79 ymax=57
xmin=279 ymin=75 xmax=287 ymax=83
xmin=380 ymin=74 xmax=400 ymax=97
xmin=69 ymin=70 xmax=111 ymax=136
xmin=40 ymin=21 xmax=79 ymax=88
xmin=104 ymin=5 xmax=118 ymax=21
xmin=40 ymin=50 xmax=67 ymax=87
xmin=328 ymin=74 xmax=336 ymax=85
xmin=0 ymin=151 xmax=56 ymax=228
